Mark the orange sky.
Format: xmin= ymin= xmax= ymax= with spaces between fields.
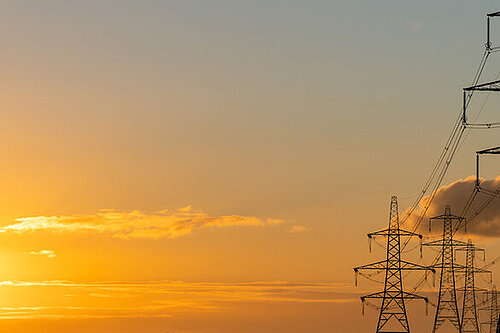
xmin=1 ymin=0 xmax=500 ymax=332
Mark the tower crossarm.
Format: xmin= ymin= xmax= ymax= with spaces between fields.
xmin=477 ymin=147 xmax=500 ymax=155
xmin=457 ymin=286 xmax=488 ymax=292
xmin=456 ymin=244 xmax=486 ymax=253
xmin=400 ymin=260 xmax=435 ymax=273
xmin=429 ymin=214 xmax=466 ymax=221
xmin=454 ymin=266 xmax=491 ymax=274
xmin=422 ymin=239 xmax=468 ymax=247
xmin=354 ymin=260 xmax=386 ymax=272
xmin=464 ymin=79 xmax=500 ymax=92
xmin=402 ymin=291 xmax=429 ymax=301
xmin=432 ymin=263 xmax=467 ymax=270
xmin=354 ymin=260 xmax=434 ymax=273
xmin=470 ymin=267 xmax=490 ymax=274
xmin=361 ymin=291 xmax=428 ymax=302
xmin=368 ymin=228 xmax=423 ymax=238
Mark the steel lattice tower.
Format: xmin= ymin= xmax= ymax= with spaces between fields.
xmin=422 ymin=205 xmax=468 ymax=332
xmin=456 ymin=240 xmax=489 ymax=333
xmin=481 ymin=287 xmax=499 ymax=333
xmin=354 ymin=196 xmax=434 ymax=332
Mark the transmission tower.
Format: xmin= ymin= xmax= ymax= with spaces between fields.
xmin=422 ymin=205 xmax=468 ymax=332
xmin=455 ymin=240 xmax=490 ymax=333
xmin=481 ymin=287 xmax=499 ymax=333
xmin=354 ymin=196 xmax=434 ymax=332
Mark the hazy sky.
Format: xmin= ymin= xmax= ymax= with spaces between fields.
xmin=1 ymin=1 xmax=500 ymax=332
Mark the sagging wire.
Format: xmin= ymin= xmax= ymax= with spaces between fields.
xmin=400 ymin=49 xmax=491 ymax=228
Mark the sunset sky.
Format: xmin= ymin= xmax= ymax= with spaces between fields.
xmin=1 ymin=1 xmax=500 ymax=332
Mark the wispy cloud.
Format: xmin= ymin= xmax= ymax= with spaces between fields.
xmin=0 ymin=207 xmax=285 ymax=239
xmin=289 ymin=226 xmax=307 ymax=233
xmin=0 ymin=280 xmax=358 ymax=320
xmin=29 ymin=250 xmax=56 ymax=258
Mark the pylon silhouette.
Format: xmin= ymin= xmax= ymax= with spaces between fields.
xmin=422 ymin=205 xmax=468 ymax=332
xmin=354 ymin=196 xmax=434 ymax=332
xmin=481 ymin=287 xmax=499 ymax=333
xmin=456 ymin=240 xmax=489 ymax=333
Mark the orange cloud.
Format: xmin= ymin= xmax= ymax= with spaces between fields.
xmin=29 ymin=250 xmax=56 ymax=258
xmin=0 ymin=280 xmax=357 ymax=320
xmin=404 ymin=175 xmax=500 ymax=236
xmin=289 ymin=225 xmax=307 ymax=233
xmin=0 ymin=207 xmax=285 ymax=239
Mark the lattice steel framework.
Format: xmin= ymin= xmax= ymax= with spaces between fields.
xmin=354 ymin=196 xmax=434 ymax=332
xmin=481 ymin=287 xmax=499 ymax=333
xmin=456 ymin=240 xmax=489 ymax=333
xmin=422 ymin=205 xmax=468 ymax=332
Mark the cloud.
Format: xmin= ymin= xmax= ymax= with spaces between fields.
xmin=405 ymin=175 xmax=500 ymax=237
xmin=0 ymin=207 xmax=285 ymax=239
xmin=29 ymin=250 xmax=56 ymax=258
xmin=0 ymin=280 xmax=358 ymax=320
xmin=289 ymin=225 xmax=307 ymax=233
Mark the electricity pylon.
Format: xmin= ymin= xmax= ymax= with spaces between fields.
xmin=422 ymin=205 xmax=468 ymax=332
xmin=455 ymin=240 xmax=490 ymax=333
xmin=481 ymin=287 xmax=499 ymax=333
xmin=354 ymin=196 xmax=434 ymax=332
